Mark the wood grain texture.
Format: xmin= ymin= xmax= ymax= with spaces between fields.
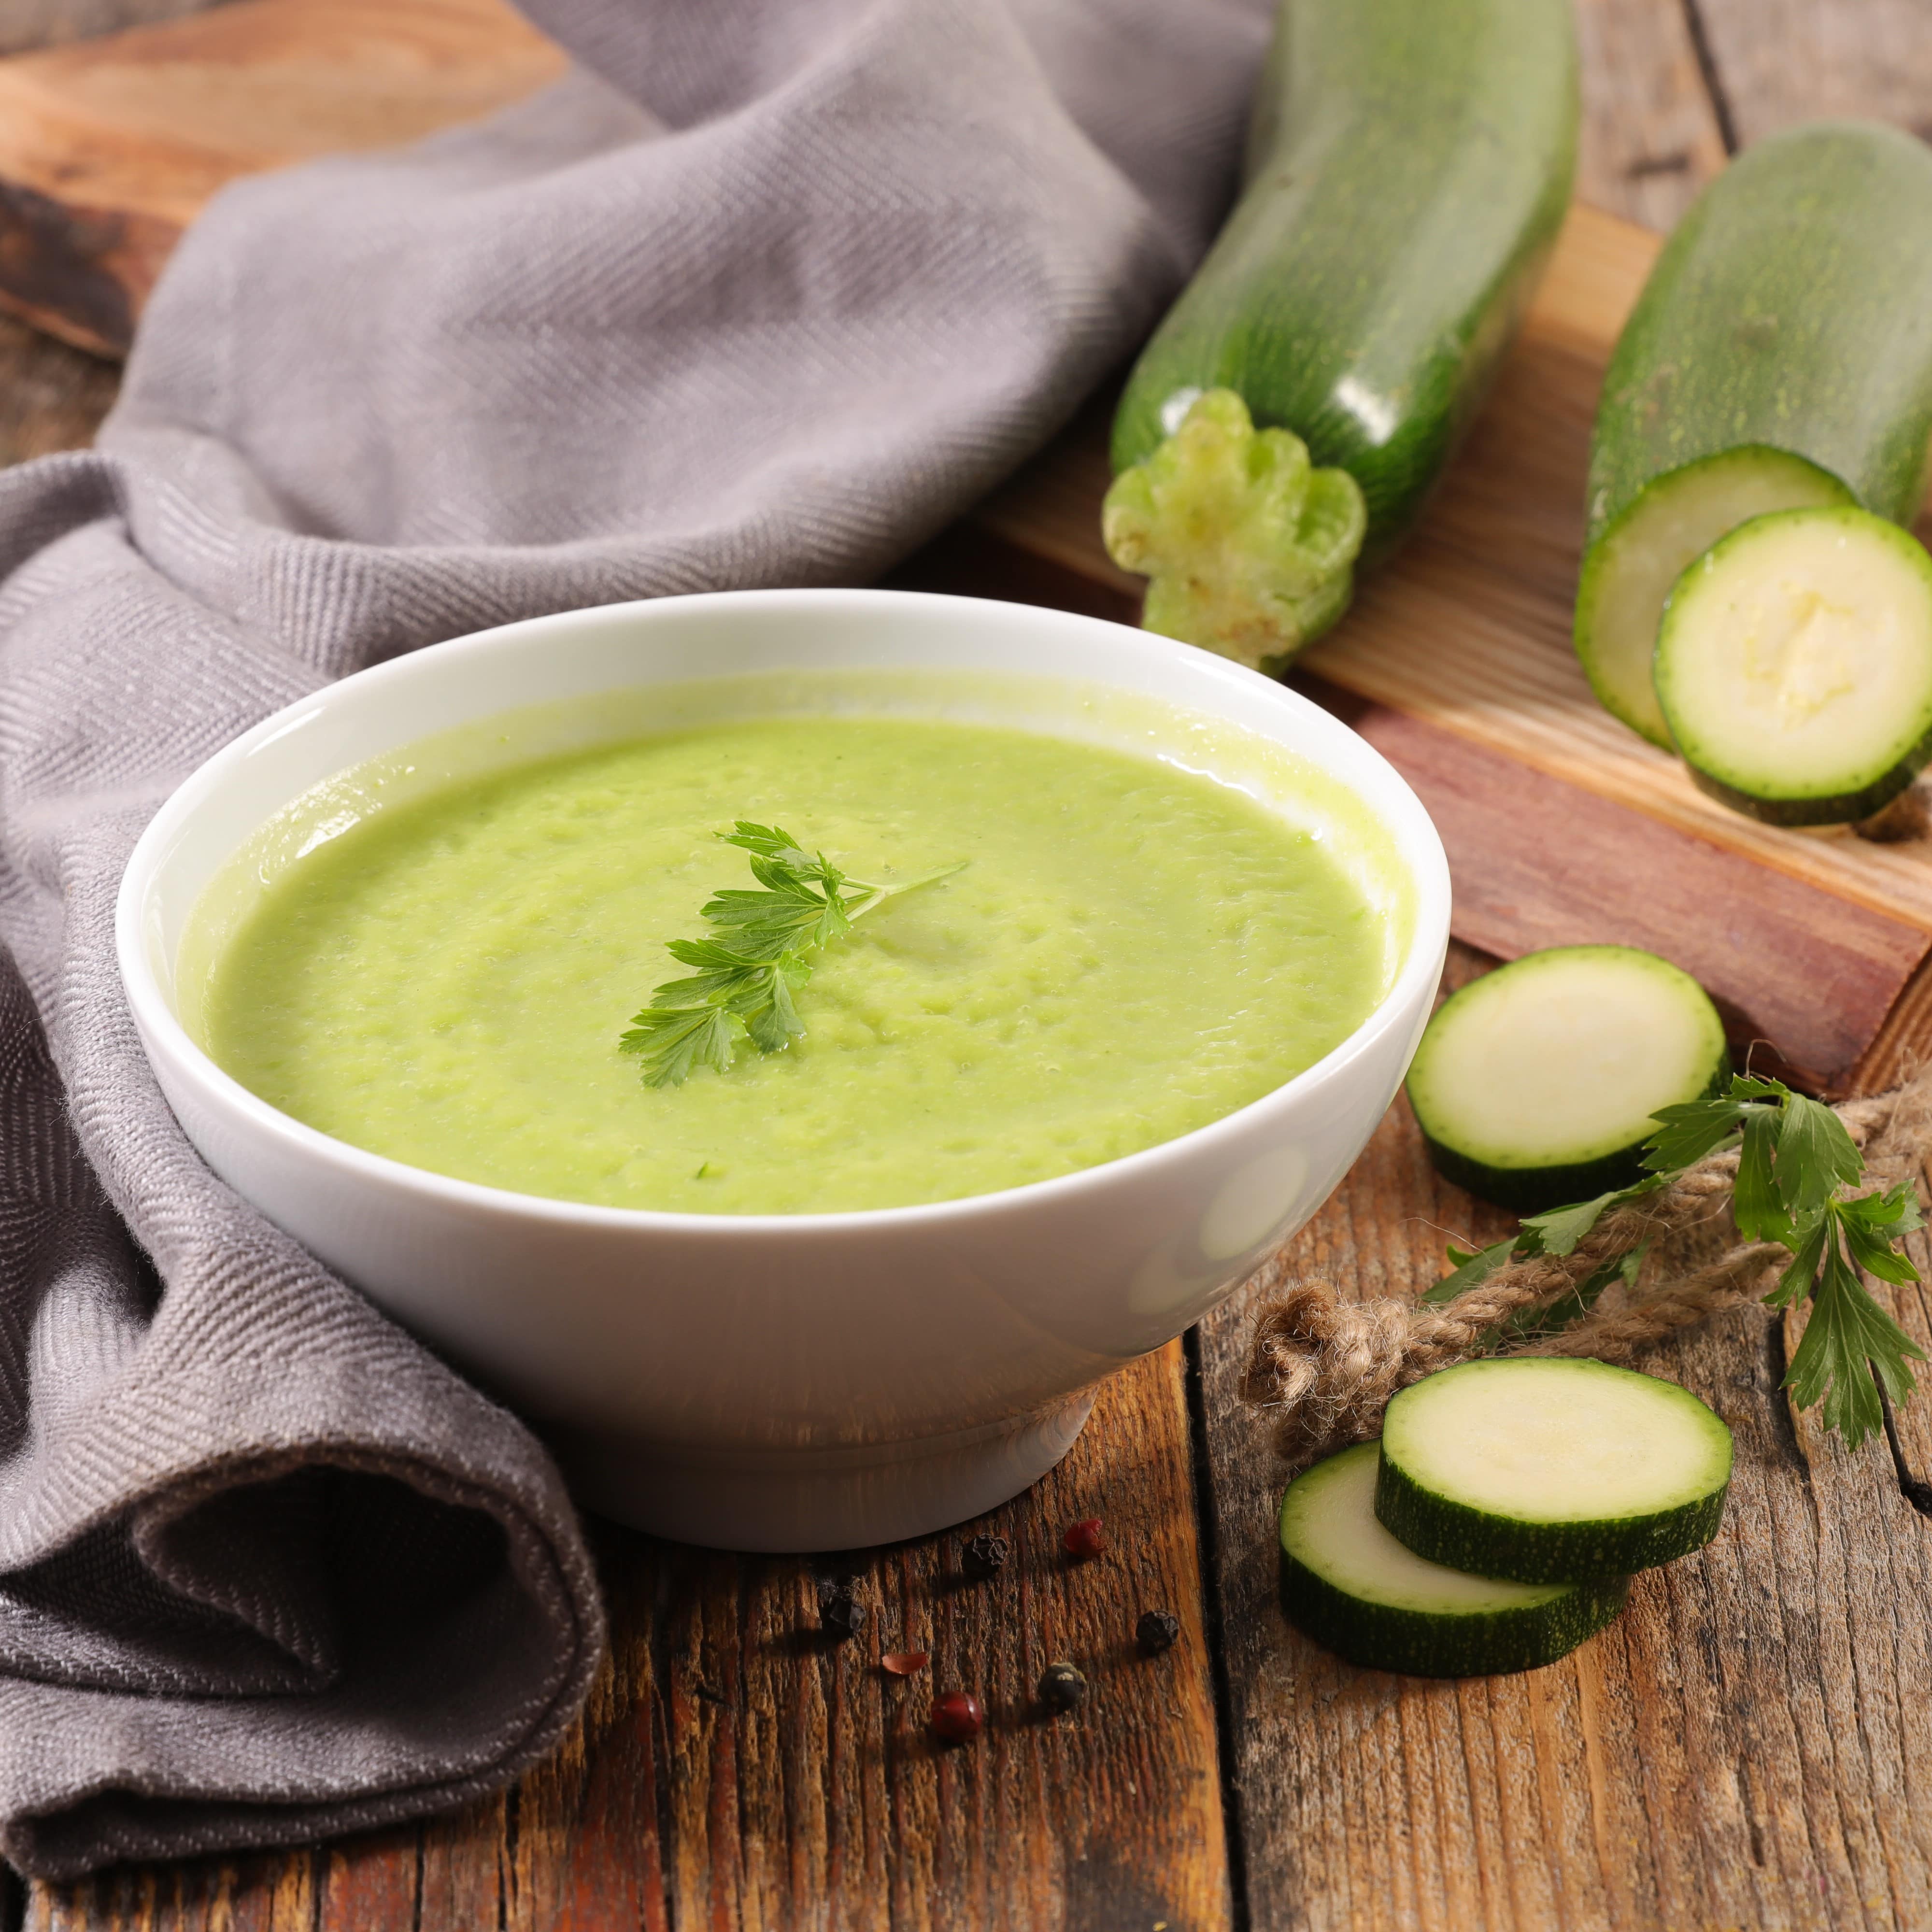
xmin=0 ymin=0 xmax=564 ymax=354
xmin=0 ymin=0 xmax=227 ymax=62
xmin=1691 ymin=0 xmax=1932 ymax=147
xmin=1572 ymin=0 xmax=1731 ymax=229
xmin=28 ymin=1344 xmax=1232 ymax=1932
xmin=1195 ymin=941 xmax=1932 ymax=1932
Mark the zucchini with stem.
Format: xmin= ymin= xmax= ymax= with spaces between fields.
xmin=1104 ymin=0 xmax=1578 ymax=669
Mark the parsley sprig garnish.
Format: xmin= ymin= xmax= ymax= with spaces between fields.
xmin=619 ymin=823 xmax=963 ymax=1088
xmin=1424 ymin=1074 xmax=1925 ymax=1448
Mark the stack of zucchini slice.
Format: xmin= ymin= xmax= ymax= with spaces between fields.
xmin=1279 ymin=1358 xmax=1732 ymax=1677
xmin=1578 ymin=121 xmax=1932 ymax=825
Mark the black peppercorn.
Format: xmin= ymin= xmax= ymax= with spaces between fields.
xmin=818 ymin=1588 xmax=867 ymax=1639
xmin=1136 ymin=1609 xmax=1181 ymax=1655
xmin=1037 ymin=1660 xmax=1087 ymax=1712
xmin=962 ymin=1532 xmax=1011 ymax=1577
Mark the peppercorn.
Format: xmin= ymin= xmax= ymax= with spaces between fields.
xmin=818 ymin=1588 xmax=867 ymax=1639
xmin=930 ymin=1690 xmax=984 ymax=1742
xmin=962 ymin=1532 xmax=1011 ymax=1577
xmin=1062 ymin=1517 xmax=1106 ymax=1560
xmin=1137 ymin=1609 xmax=1181 ymax=1655
xmin=1037 ymin=1661 xmax=1088 ymax=1712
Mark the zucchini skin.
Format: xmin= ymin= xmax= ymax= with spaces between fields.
xmin=1683 ymin=755 xmax=1932 ymax=829
xmin=1418 ymin=1136 xmax=1656 ymax=1219
xmin=1278 ymin=1546 xmax=1628 ymax=1677
xmin=1375 ymin=1433 xmax=1730 ymax=1585
xmin=1419 ymin=1047 xmax=1731 ymax=1217
xmin=1587 ymin=121 xmax=1932 ymax=547
xmin=1111 ymin=0 xmax=1578 ymax=564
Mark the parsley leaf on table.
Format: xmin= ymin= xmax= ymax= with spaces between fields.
xmin=1431 ymin=1072 xmax=1926 ymax=1449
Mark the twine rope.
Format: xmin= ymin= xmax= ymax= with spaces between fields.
xmin=1238 ymin=1063 xmax=1932 ymax=1470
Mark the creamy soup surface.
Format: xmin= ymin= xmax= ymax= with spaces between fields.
xmin=196 ymin=706 xmax=1388 ymax=1214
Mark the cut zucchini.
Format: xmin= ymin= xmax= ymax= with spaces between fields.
xmin=1405 ymin=946 xmax=1728 ymax=1215
xmin=1654 ymin=505 xmax=1932 ymax=825
xmin=1581 ymin=122 xmax=1932 ymax=745
xmin=1107 ymin=0 xmax=1577 ymax=663
xmin=1279 ymin=1442 xmax=1628 ymax=1677
xmin=1377 ymin=1359 xmax=1733 ymax=1584
xmin=1574 ymin=448 xmax=1855 ymax=747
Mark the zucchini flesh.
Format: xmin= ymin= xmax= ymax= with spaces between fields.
xmin=1376 ymin=1359 xmax=1733 ymax=1584
xmin=1108 ymin=0 xmax=1577 ymax=666
xmin=1101 ymin=390 xmax=1366 ymax=664
xmin=1405 ymin=946 xmax=1728 ymax=1215
xmin=1581 ymin=122 xmax=1932 ymax=741
xmin=1279 ymin=1443 xmax=1627 ymax=1677
xmin=1574 ymin=448 xmax=1854 ymax=747
xmin=1655 ymin=505 xmax=1932 ymax=825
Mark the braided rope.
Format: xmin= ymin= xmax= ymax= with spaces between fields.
xmin=1238 ymin=1064 xmax=1932 ymax=1470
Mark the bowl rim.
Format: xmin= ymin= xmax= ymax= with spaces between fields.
xmin=116 ymin=587 xmax=1452 ymax=1236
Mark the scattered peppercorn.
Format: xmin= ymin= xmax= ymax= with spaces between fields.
xmin=1137 ymin=1609 xmax=1181 ymax=1655
xmin=1063 ymin=1517 xmax=1107 ymax=1560
xmin=930 ymin=1690 xmax=984 ymax=1742
xmin=1037 ymin=1661 xmax=1088 ymax=1712
xmin=962 ymin=1532 xmax=1011 ymax=1577
xmin=818 ymin=1589 xmax=867 ymax=1639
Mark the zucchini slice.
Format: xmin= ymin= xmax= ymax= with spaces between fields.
xmin=1107 ymin=0 xmax=1577 ymax=666
xmin=1376 ymin=1359 xmax=1733 ymax=1584
xmin=1574 ymin=448 xmax=1855 ymax=747
xmin=1405 ymin=946 xmax=1728 ymax=1215
xmin=1654 ymin=505 xmax=1932 ymax=825
xmin=1279 ymin=1443 xmax=1628 ymax=1677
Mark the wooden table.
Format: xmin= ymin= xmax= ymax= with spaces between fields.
xmin=6 ymin=4 xmax=1932 ymax=1927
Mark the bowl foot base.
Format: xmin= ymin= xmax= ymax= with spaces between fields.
xmin=548 ymin=1389 xmax=1100 ymax=1551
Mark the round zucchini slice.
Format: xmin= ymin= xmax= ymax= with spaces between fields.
xmin=1574 ymin=447 xmax=1855 ymax=748
xmin=1655 ymin=505 xmax=1932 ymax=825
xmin=1376 ymin=1358 xmax=1733 ymax=1584
xmin=1279 ymin=1442 xmax=1628 ymax=1677
xmin=1405 ymin=945 xmax=1728 ymax=1214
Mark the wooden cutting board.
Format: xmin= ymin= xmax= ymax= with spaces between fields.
xmin=5 ymin=0 xmax=1931 ymax=1091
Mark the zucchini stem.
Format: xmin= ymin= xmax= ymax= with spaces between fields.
xmin=1102 ymin=389 xmax=1366 ymax=671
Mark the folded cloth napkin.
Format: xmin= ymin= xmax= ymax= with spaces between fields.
xmin=0 ymin=0 xmax=1268 ymax=1879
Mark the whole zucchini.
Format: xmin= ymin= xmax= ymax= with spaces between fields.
xmin=1578 ymin=122 xmax=1932 ymax=746
xmin=1103 ymin=0 xmax=1579 ymax=668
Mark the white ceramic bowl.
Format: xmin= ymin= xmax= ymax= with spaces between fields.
xmin=118 ymin=590 xmax=1449 ymax=1551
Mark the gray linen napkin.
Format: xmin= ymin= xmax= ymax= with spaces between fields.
xmin=0 ymin=0 xmax=1268 ymax=1879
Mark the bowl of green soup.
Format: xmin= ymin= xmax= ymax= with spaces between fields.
xmin=118 ymin=589 xmax=1449 ymax=1550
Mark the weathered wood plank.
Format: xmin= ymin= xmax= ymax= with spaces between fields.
xmin=1572 ymin=0 xmax=1732 ymax=228
xmin=0 ymin=310 xmax=116 ymax=464
xmin=1196 ymin=943 xmax=1932 ymax=1931
xmin=0 ymin=0 xmax=224 ymax=62
xmin=1691 ymin=0 xmax=1932 ymax=147
xmin=0 ymin=0 xmax=565 ymax=355
xmin=28 ymin=1343 xmax=1233 ymax=1932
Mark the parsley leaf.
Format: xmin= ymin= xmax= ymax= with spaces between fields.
xmin=620 ymin=824 xmax=964 ymax=1087
xmin=1428 ymin=1070 xmax=1927 ymax=1449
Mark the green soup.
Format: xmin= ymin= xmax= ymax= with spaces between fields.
xmin=189 ymin=683 xmax=1394 ymax=1215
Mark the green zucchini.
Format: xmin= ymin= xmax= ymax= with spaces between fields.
xmin=1279 ymin=1442 xmax=1627 ymax=1677
xmin=1654 ymin=505 xmax=1932 ymax=825
xmin=1104 ymin=0 xmax=1578 ymax=668
xmin=1376 ymin=1359 xmax=1733 ymax=1584
xmin=1406 ymin=946 xmax=1728 ymax=1215
xmin=1580 ymin=121 xmax=1932 ymax=745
